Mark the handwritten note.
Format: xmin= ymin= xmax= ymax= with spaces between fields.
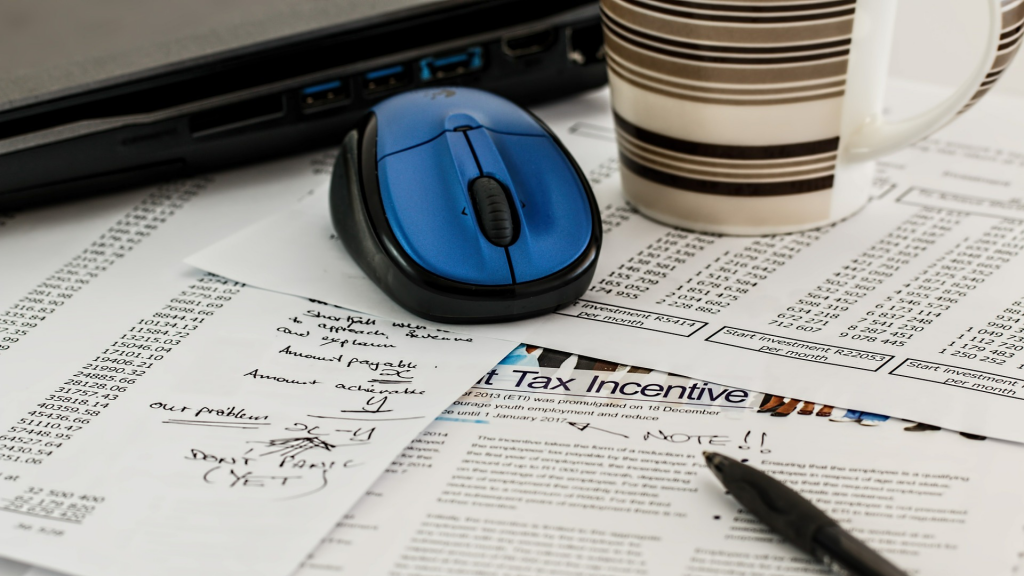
xmin=0 ymin=278 xmax=514 ymax=576
xmin=0 ymin=149 xmax=516 ymax=576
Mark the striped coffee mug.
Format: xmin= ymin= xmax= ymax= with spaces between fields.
xmin=603 ymin=0 xmax=1023 ymax=235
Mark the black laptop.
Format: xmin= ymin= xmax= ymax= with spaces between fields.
xmin=0 ymin=0 xmax=605 ymax=208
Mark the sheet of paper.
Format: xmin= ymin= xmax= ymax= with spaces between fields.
xmin=289 ymin=346 xmax=1024 ymax=576
xmin=187 ymin=81 xmax=1024 ymax=443
xmin=0 ymin=155 xmax=517 ymax=576
xmin=0 ymin=280 xmax=512 ymax=576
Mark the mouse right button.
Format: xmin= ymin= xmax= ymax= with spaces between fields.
xmin=483 ymin=131 xmax=594 ymax=283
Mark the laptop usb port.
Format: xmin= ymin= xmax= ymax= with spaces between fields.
xmin=299 ymin=79 xmax=350 ymax=113
xmin=363 ymin=65 xmax=412 ymax=96
xmin=419 ymin=46 xmax=484 ymax=82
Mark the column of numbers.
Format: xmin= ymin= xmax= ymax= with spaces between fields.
xmin=590 ymin=230 xmax=716 ymax=302
xmin=844 ymin=219 xmax=1024 ymax=348
xmin=0 ymin=276 xmax=242 ymax=466
xmin=776 ymin=209 xmax=962 ymax=334
xmin=689 ymin=227 xmax=830 ymax=317
xmin=939 ymin=300 xmax=1024 ymax=369
xmin=0 ymin=179 xmax=210 ymax=356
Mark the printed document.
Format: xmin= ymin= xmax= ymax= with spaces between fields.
xmin=292 ymin=347 xmax=1024 ymax=576
xmin=5 ymin=347 xmax=1024 ymax=576
xmin=0 ymin=154 xmax=515 ymax=576
xmin=188 ymin=82 xmax=1024 ymax=442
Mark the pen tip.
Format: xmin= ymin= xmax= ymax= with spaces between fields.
xmin=703 ymin=451 xmax=728 ymax=480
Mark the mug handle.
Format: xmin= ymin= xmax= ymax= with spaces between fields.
xmin=846 ymin=0 xmax=1008 ymax=161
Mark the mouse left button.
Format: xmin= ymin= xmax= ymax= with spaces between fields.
xmin=377 ymin=136 xmax=513 ymax=286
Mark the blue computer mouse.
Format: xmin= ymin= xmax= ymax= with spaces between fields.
xmin=330 ymin=87 xmax=601 ymax=323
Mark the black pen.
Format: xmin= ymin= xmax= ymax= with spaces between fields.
xmin=703 ymin=452 xmax=907 ymax=576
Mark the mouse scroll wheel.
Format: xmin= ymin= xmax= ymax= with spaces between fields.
xmin=470 ymin=177 xmax=516 ymax=248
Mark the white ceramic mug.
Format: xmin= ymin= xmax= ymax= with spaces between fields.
xmin=602 ymin=0 xmax=1024 ymax=235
